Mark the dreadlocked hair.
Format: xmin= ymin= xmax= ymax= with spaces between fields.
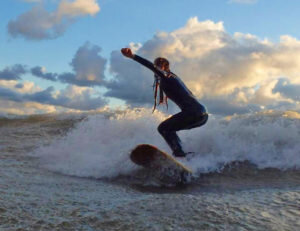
xmin=152 ymin=57 xmax=169 ymax=113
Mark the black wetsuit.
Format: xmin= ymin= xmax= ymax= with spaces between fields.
xmin=133 ymin=55 xmax=208 ymax=157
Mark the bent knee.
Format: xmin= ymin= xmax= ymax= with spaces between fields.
xmin=157 ymin=122 xmax=169 ymax=135
xmin=157 ymin=124 xmax=164 ymax=135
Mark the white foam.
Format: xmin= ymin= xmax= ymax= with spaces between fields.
xmin=184 ymin=111 xmax=300 ymax=174
xmin=36 ymin=109 xmax=300 ymax=178
xmin=37 ymin=108 xmax=169 ymax=178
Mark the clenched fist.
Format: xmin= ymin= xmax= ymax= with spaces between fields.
xmin=121 ymin=48 xmax=134 ymax=58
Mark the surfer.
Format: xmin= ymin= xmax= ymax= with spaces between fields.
xmin=121 ymin=48 xmax=208 ymax=157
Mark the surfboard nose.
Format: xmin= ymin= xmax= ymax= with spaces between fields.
xmin=130 ymin=144 xmax=157 ymax=166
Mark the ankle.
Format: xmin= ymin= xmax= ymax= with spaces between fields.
xmin=173 ymin=150 xmax=186 ymax=157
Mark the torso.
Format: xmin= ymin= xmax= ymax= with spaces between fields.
xmin=160 ymin=72 xmax=206 ymax=113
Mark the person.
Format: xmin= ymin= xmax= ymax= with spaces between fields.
xmin=121 ymin=48 xmax=208 ymax=157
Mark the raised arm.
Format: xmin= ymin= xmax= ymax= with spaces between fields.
xmin=121 ymin=48 xmax=164 ymax=77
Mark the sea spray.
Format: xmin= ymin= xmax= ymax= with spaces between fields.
xmin=184 ymin=111 xmax=300 ymax=174
xmin=37 ymin=108 xmax=169 ymax=178
xmin=36 ymin=109 xmax=300 ymax=178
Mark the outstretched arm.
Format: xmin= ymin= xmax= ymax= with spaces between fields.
xmin=121 ymin=48 xmax=164 ymax=76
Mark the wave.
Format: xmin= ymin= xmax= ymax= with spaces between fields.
xmin=185 ymin=110 xmax=300 ymax=174
xmin=35 ymin=109 xmax=300 ymax=179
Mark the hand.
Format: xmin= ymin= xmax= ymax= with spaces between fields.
xmin=121 ymin=48 xmax=134 ymax=58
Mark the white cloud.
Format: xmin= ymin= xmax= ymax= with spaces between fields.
xmin=8 ymin=0 xmax=100 ymax=40
xmin=3 ymin=17 xmax=300 ymax=115
xmin=107 ymin=17 xmax=300 ymax=115
xmin=53 ymin=85 xmax=108 ymax=110
xmin=0 ymin=80 xmax=108 ymax=114
xmin=0 ymin=80 xmax=42 ymax=94
xmin=57 ymin=0 xmax=100 ymax=17
xmin=141 ymin=18 xmax=226 ymax=61
xmin=0 ymin=100 xmax=57 ymax=115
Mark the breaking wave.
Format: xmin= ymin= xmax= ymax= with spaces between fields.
xmin=35 ymin=109 xmax=300 ymax=178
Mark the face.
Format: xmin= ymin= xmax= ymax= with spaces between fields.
xmin=155 ymin=62 xmax=169 ymax=71
xmin=154 ymin=58 xmax=170 ymax=71
xmin=156 ymin=63 xmax=166 ymax=70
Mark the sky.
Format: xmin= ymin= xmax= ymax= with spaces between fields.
xmin=0 ymin=0 xmax=300 ymax=115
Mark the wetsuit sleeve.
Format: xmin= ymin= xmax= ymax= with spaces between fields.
xmin=132 ymin=55 xmax=165 ymax=78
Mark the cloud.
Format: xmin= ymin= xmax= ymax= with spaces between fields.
xmin=29 ymin=42 xmax=107 ymax=86
xmin=105 ymin=18 xmax=233 ymax=108
xmin=0 ymin=99 xmax=57 ymax=115
xmin=53 ymin=85 xmax=108 ymax=110
xmin=15 ymin=83 xmax=24 ymax=89
xmin=2 ymin=17 xmax=300 ymax=115
xmin=31 ymin=66 xmax=58 ymax=81
xmin=57 ymin=0 xmax=100 ymax=17
xmin=104 ymin=48 xmax=155 ymax=106
xmin=0 ymin=65 xmax=27 ymax=80
xmin=0 ymin=81 xmax=107 ymax=111
xmin=272 ymin=78 xmax=300 ymax=101
xmin=0 ymin=41 xmax=108 ymax=114
xmin=2 ymin=41 xmax=107 ymax=86
xmin=58 ymin=42 xmax=107 ymax=86
xmin=106 ymin=17 xmax=300 ymax=115
xmin=201 ymin=97 xmax=260 ymax=116
xmin=0 ymin=80 xmax=42 ymax=94
xmin=8 ymin=0 xmax=100 ymax=40
xmin=0 ymin=86 xmax=24 ymax=102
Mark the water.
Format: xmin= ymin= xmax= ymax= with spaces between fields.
xmin=0 ymin=109 xmax=300 ymax=230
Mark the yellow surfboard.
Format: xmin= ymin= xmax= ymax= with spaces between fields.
xmin=130 ymin=144 xmax=192 ymax=182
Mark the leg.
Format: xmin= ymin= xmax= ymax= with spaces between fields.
xmin=158 ymin=111 xmax=208 ymax=157
xmin=157 ymin=114 xmax=185 ymax=157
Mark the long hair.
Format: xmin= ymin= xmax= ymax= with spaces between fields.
xmin=152 ymin=57 xmax=169 ymax=112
